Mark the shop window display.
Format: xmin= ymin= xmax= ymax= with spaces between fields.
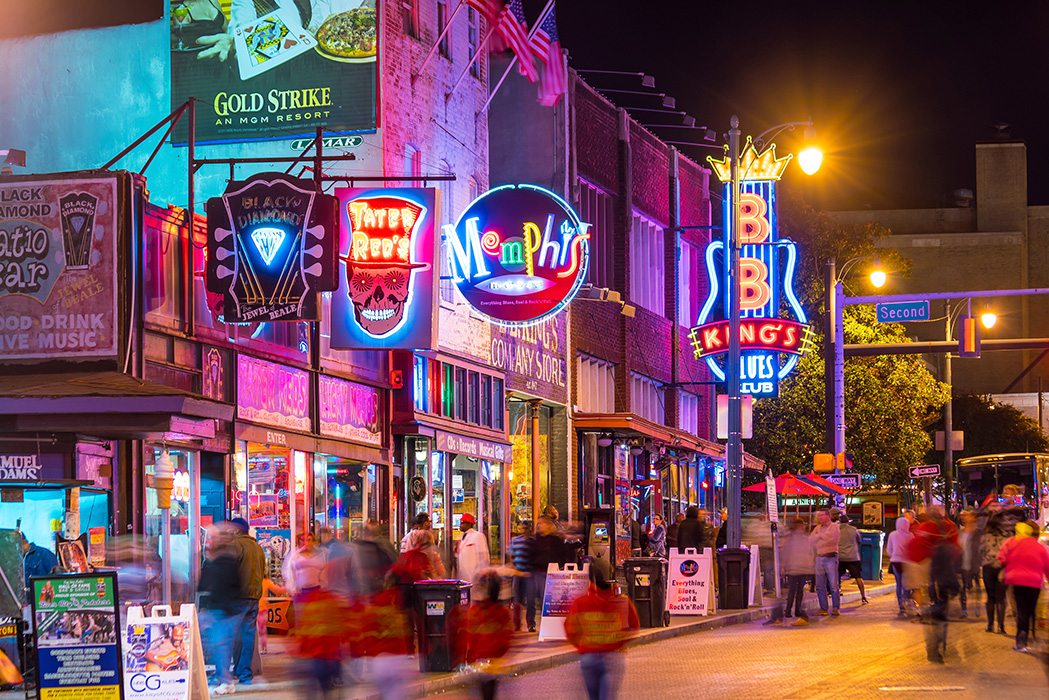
xmin=236 ymin=443 xmax=294 ymax=585
xmin=144 ymin=447 xmax=197 ymax=602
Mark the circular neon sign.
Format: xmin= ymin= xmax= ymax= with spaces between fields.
xmin=445 ymin=184 xmax=590 ymax=326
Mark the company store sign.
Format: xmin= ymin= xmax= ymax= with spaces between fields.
xmin=0 ymin=176 xmax=120 ymax=359
xmin=435 ymin=431 xmax=509 ymax=463
xmin=444 ymin=184 xmax=590 ymax=326
xmin=206 ymin=173 xmax=338 ymax=323
xmin=318 ymin=375 xmax=382 ymax=447
xmin=237 ymin=355 xmax=310 ymax=432
xmin=691 ymin=140 xmax=812 ymax=397
xmin=490 ymin=314 xmax=567 ymax=403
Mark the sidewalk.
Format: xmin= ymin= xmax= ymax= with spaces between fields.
xmin=238 ymin=579 xmax=895 ymax=698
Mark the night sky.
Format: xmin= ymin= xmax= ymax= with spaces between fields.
xmin=554 ymin=0 xmax=1049 ymax=211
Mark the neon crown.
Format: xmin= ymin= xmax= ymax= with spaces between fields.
xmin=708 ymin=137 xmax=793 ymax=183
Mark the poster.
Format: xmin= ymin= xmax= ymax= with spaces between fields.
xmin=31 ymin=573 xmax=122 ymax=699
xmin=88 ymin=527 xmax=107 ymax=568
xmin=537 ymin=563 xmax=589 ymax=642
xmin=170 ymin=1 xmax=378 ymax=144
xmin=56 ymin=534 xmax=91 ymax=574
xmin=0 ymin=175 xmax=121 ymax=360
xmin=666 ymin=548 xmax=715 ymax=616
xmin=331 ymin=187 xmax=438 ymax=350
xmin=124 ymin=605 xmax=208 ymax=700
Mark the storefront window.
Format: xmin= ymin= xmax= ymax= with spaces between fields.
xmin=508 ymin=401 xmax=552 ymax=528
xmin=315 ymin=455 xmax=365 ymax=540
xmin=144 ymin=446 xmax=197 ymax=603
xmin=144 ymin=214 xmax=185 ymax=330
xmin=238 ymin=442 xmax=295 ymax=585
xmin=481 ymin=460 xmax=503 ymax=561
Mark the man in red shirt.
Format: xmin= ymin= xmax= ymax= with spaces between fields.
xmin=565 ymin=568 xmax=639 ymax=700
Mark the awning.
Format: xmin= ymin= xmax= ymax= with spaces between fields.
xmin=235 ymin=422 xmax=388 ymax=464
xmin=573 ymin=412 xmax=723 ymax=458
xmin=0 ymin=371 xmax=234 ymax=440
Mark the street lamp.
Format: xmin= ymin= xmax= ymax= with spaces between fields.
xmin=980 ymin=311 xmax=998 ymax=329
xmin=869 ymin=269 xmax=888 ymax=289
xmin=722 ymin=116 xmax=820 ymax=552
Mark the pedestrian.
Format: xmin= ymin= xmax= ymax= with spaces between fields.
xmin=509 ymin=522 xmax=536 ymax=631
xmin=565 ymin=566 xmax=639 ymax=700
xmin=20 ymin=533 xmax=58 ymax=590
xmin=666 ymin=513 xmax=684 ymax=551
xmin=957 ymin=508 xmax=981 ymax=618
xmin=996 ymin=520 xmax=1049 ymax=652
xmin=743 ymin=514 xmax=774 ymax=593
xmin=199 ymin=524 xmax=241 ymax=695
xmin=400 ymin=512 xmax=430 ymax=553
xmin=530 ymin=516 xmax=565 ymax=631
xmin=457 ymin=513 xmax=491 ymax=585
xmin=629 ymin=515 xmax=642 ymax=557
xmin=229 ymin=517 xmax=265 ymax=687
xmin=359 ymin=574 xmax=415 ymax=700
xmin=885 ymin=516 xmax=913 ymax=615
xmin=923 ymin=510 xmax=961 ymax=664
xmin=808 ymin=509 xmax=841 ymax=616
xmin=647 ymin=514 xmax=667 ymax=559
xmin=980 ymin=509 xmax=1011 ymax=634
xmin=282 ymin=531 xmax=328 ymax=596
xmin=837 ymin=516 xmax=868 ymax=604
xmin=715 ymin=508 xmax=728 ymax=550
xmin=352 ymin=519 xmax=397 ymax=597
xmin=766 ymin=518 xmax=814 ymax=626
xmin=453 ymin=571 xmax=514 ymax=699
xmin=675 ymin=506 xmax=704 ymax=552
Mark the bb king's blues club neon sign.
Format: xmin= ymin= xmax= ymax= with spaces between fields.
xmin=690 ymin=139 xmax=814 ymax=397
xmin=206 ymin=173 xmax=338 ymax=322
xmin=444 ymin=184 xmax=590 ymax=326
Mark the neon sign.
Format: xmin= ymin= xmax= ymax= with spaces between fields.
xmin=206 ymin=173 xmax=338 ymax=323
xmin=692 ymin=138 xmax=811 ymax=398
xmin=330 ymin=188 xmax=437 ymax=350
xmin=443 ymin=184 xmax=590 ymax=326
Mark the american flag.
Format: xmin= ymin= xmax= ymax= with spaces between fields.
xmin=466 ymin=0 xmax=503 ymax=23
xmin=531 ymin=5 xmax=565 ymax=106
xmin=496 ymin=0 xmax=538 ymax=82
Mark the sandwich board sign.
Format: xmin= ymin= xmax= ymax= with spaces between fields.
xmin=666 ymin=548 xmax=716 ymax=616
xmin=538 ymin=563 xmax=590 ymax=642
xmin=748 ymin=545 xmax=763 ymax=606
xmin=124 ymin=604 xmax=208 ymax=700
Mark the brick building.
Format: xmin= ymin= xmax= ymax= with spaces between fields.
xmin=490 ymin=66 xmax=725 ymax=568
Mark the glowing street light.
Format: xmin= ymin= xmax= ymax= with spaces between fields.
xmin=980 ymin=311 xmax=998 ymax=329
xmin=869 ymin=269 xmax=888 ymax=288
xmin=798 ymin=145 xmax=823 ymax=175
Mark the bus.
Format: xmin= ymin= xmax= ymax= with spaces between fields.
xmin=955 ymin=453 xmax=1049 ymax=527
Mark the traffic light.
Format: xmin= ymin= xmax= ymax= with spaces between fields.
xmin=958 ymin=315 xmax=980 ymax=358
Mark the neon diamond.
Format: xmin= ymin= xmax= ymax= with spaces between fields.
xmin=250 ymin=227 xmax=286 ymax=266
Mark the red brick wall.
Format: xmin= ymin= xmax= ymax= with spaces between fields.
xmin=630 ymin=124 xmax=670 ymax=226
xmin=574 ymin=82 xmax=620 ymax=194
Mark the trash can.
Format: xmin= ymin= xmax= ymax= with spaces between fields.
xmin=716 ymin=548 xmax=751 ymax=609
xmin=413 ymin=579 xmax=472 ymax=672
xmin=859 ymin=530 xmax=885 ymax=581
xmin=623 ymin=557 xmax=669 ymax=628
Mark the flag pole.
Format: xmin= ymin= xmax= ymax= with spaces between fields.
xmin=476 ymin=0 xmax=555 ymax=118
xmin=447 ymin=21 xmax=500 ymax=100
xmin=413 ymin=0 xmax=469 ymax=84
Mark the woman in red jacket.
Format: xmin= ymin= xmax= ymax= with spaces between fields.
xmin=997 ymin=520 xmax=1049 ymax=652
xmin=453 ymin=572 xmax=514 ymax=699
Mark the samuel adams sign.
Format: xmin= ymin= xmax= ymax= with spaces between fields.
xmin=0 ymin=453 xmax=68 ymax=481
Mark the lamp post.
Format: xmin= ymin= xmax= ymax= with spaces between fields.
xmin=153 ymin=449 xmax=174 ymax=605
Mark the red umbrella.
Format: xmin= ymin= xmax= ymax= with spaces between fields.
xmin=743 ymin=473 xmax=826 ymax=496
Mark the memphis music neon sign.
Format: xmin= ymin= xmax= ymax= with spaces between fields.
xmin=444 ymin=184 xmax=590 ymax=326
xmin=690 ymin=138 xmax=813 ymax=398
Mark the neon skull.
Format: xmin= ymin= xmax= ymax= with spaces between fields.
xmin=342 ymin=195 xmax=428 ymax=337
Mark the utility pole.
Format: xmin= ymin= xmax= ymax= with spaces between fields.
xmin=944 ymin=301 xmax=954 ymax=515
xmin=824 ymin=260 xmax=837 ymax=453
xmin=725 ymin=116 xmax=742 ymax=551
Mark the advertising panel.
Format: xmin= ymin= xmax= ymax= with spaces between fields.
xmin=691 ymin=140 xmax=813 ymax=397
xmin=318 ymin=374 xmax=382 ymax=446
xmin=170 ymin=1 xmax=378 ymax=144
xmin=666 ymin=548 xmax=715 ymax=615
xmin=206 ymin=173 xmax=338 ymax=323
xmin=443 ymin=184 xmax=590 ymax=326
xmin=331 ymin=187 xmax=438 ymax=349
xmin=490 ymin=314 xmax=567 ymax=403
xmin=31 ymin=572 xmax=122 ymax=700
xmin=236 ymin=355 xmax=311 ymax=431
xmin=537 ymin=562 xmax=590 ymax=642
xmin=0 ymin=175 xmax=121 ymax=360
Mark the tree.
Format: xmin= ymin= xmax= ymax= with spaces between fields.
xmin=927 ymin=394 xmax=1048 ymax=462
xmin=746 ymin=205 xmax=949 ymax=488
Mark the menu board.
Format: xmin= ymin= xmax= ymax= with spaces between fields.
xmin=31 ymin=572 xmax=122 ymax=699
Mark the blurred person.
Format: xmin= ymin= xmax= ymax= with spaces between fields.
xmin=629 ymin=515 xmax=642 ymax=557
xmin=282 ymin=532 xmax=327 ymax=597
xmin=675 ymin=507 xmax=704 ymax=553
xmin=20 ymin=533 xmax=58 ymax=590
xmin=453 ymin=571 xmax=513 ymax=699
xmin=885 ymin=516 xmax=914 ymax=616
xmin=229 ymin=517 xmax=265 ymax=686
xmin=543 ymin=505 xmax=560 ymax=528
xmin=457 ymin=513 xmax=491 ymax=585
xmin=980 ymin=510 xmax=1012 ymax=634
xmin=647 ymin=514 xmax=667 ymax=559
xmin=923 ymin=510 xmax=961 ymax=663
xmin=198 ymin=524 xmax=241 ymax=695
xmin=957 ymin=509 xmax=981 ymax=618
xmin=565 ymin=566 xmax=639 ymax=700
xmin=257 ymin=576 xmax=287 ymax=654
xmin=837 ymin=516 xmax=868 ymax=604
xmin=715 ymin=508 xmax=728 ymax=550
xmin=352 ymin=519 xmax=397 ymax=597
xmin=997 ymin=520 xmax=1049 ymax=652
xmin=401 ymin=512 xmax=431 ymax=553
xmin=809 ymin=510 xmax=841 ymax=616
xmin=903 ymin=508 xmax=917 ymax=525
xmin=292 ymin=580 xmax=349 ymax=698
xmin=323 ymin=523 xmax=356 ymax=599
xmin=359 ymin=574 xmax=415 ymax=700
xmin=530 ymin=516 xmax=565 ymax=631
xmin=765 ymin=518 xmax=814 ymax=626
xmin=509 ymin=522 xmax=536 ymax=631
xmin=744 ymin=514 xmax=774 ymax=594
xmin=666 ymin=513 xmax=685 ymax=551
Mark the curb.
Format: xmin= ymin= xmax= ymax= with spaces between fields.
xmin=234 ymin=580 xmax=895 ymax=698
